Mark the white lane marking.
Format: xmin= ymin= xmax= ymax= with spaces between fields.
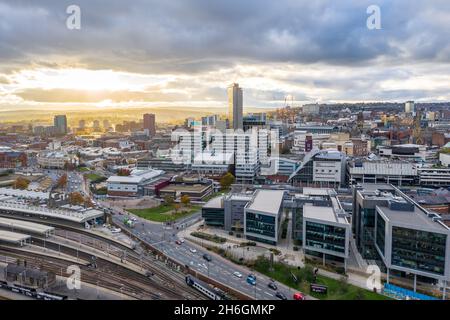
xmin=264 ymin=291 xmax=273 ymax=297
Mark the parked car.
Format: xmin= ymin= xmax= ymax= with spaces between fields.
xmin=189 ymin=248 xmax=197 ymax=253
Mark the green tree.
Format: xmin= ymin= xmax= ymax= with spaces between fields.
xmin=220 ymin=172 xmax=235 ymax=190
xmin=164 ymin=195 xmax=174 ymax=205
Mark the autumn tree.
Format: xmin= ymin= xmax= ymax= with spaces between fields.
xmin=56 ymin=174 xmax=68 ymax=189
xmin=173 ymin=203 xmax=181 ymax=214
xmin=220 ymin=172 xmax=235 ymax=190
xmin=13 ymin=177 xmax=30 ymax=190
xmin=68 ymin=192 xmax=85 ymax=205
xmin=181 ymin=195 xmax=191 ymax=207
xmin=117 ymin=168 xmax=131 ymax=176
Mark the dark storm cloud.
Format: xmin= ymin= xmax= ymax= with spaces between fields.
xmin=0 ymin=0 xmax=450 ymax=105
xmin=1 ymin=0 xmax=449 ymax=73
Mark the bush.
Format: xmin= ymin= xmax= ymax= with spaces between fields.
xmin=191 ymin=231 xmax=227 ymax=244
xmin=228 ymin=231 xmax=234 ymax=236
xmin=236 ymin=233 xmax=242 ymax=238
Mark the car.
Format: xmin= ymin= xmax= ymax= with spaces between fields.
xmin=268 ymin=282 xmax=278 ymax=290
xmin=203 ymin=254 xmax=212 ymax=262
xmin=175 ymin=240 xmax=182 ymax=245
xmin=179 ymin=238 xmax=185 ymax=243
xmin=130 ymin=217 xmax=137 ymax=222
xmin=246 ymin=274 xmax=256 ymax=285
xmin=275 ymin=292 xmax=288 ymax=300
xmin=233 ymin=271 xmax=243 ymax=278
xmin=111 ymin=228 xmax=121 ymax=233
xmin=293 ymin=292 xmax=306 ymax=300
xmin=189 ymin=248 xmax=197 ymax=253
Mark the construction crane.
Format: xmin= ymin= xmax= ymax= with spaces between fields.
xmin=413 ymin=110 xmax=424 ymax=145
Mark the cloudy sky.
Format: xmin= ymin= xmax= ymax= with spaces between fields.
xmin=0 ymin=0 xmax=449 ymax=111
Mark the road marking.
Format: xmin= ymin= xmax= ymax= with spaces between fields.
xmin=264 ymin=291 xmax=273 ymax=297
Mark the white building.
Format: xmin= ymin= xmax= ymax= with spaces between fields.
xmin=244 ymin=189 xmax=285 ymax=245
xmin=37 ymin=151 xmax=74 ymax=169
xmin=106 ymin=169 xmax=165 ymax=197
xmin=348 ymin=160 xmax=418 ymax=186
xmin=440 ymin=153 xmax=450 ymax=167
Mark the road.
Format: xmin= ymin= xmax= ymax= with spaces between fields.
xmin=100 ymin=201 xmax=309 ymax=301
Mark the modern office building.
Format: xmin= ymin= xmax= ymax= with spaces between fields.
xmin=202 ymin=192 xmax=253 ymax=231
xmin=192 ymin=152 xmax=233 ymax=175
xmin=106 ymin=169 xmax=165 ymax=197
xmin=303 ymin=193 xmax=351 ymax=269
xmin=201 ymin=115 xmax=218 ymax=127
xmin=227 ymin=83 xmax=243 ymax=130
xmin=374 ymin=188 xmax=450 ymax=291
xmin=202 ymin=196 xmax=225 ymax=228
xmin=352 ymin=184 xmax=398 ymax=260
xmin=243 ymin=113 xmax=267 ymax=131
xmin=286 ymin=188 xmax=334 ymax=245
xmin=143 ymin=113 xmax=156 ymax=136
xmin=347 ymin=160 xmax=418 ymax=186
xmin=54 ymin=115 xmax=68 ymax=135
xmin=405 ymin=101 xmax=415 ymax=114
xmin=288 ymin=149 xmax=346 ymax=188
xmin=244 ymin=189 xmax=285 ymax=245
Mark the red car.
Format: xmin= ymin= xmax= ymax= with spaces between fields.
xmin=175 ymin=240 xmax=182 ymax=245
xmin=293 ymin=292 xmax=305 ymax=300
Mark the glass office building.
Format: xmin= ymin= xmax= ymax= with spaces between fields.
xmin=245 ymin=212 xmax=277 ymax=245
xmin=391 ymin=226 xmax=446 ymax=276
xmin=304 ymin=221 xmax=346 ymax=254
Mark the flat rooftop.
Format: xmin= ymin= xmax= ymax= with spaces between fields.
xmin=203 ymin=196 xmax=224 ymax=209
xmin=303 ymin=203 xmax=348 ymax=224
xmin=160 ymin=184 xmax=210 ymax=193
xmin=247 ymin=189 xmax=285 ymax=215
xmin=302 ymin=187 xmax=332 ymax=196
xmin=377 ymin=204 xmax=448 ymax=233
xmin=0 ymin=202 xmax=104 ymax=224
xmin=0 ymin=230 xmax=31 ymax=244
xmin=0 ymin=217 xmax=54 ymax=235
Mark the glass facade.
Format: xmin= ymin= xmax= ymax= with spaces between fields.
xmin=245 ymin=212 xmax=276 ymax=238
xmin=375 ymin=212 xmax=385 ymax=256
xmin=202 ymin=208 xmax=224 ymax=227
xmin=292 ymin=207 xmax=303 ymax=244
xmin=305 ymin=221 xmax=346 ymax=254
xmin=391 ymin=227 xmax=447 ymax=276
xmin=357 ymin=207 xmax=378 ymax=259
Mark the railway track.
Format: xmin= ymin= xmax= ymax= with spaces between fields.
xmin=52 ymin=229 xmax=206 ymax=299
xmin=1 ymin=227 xmax=206 ymax=300
xmin=0 ymin=247 xmax=192 ymax=300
